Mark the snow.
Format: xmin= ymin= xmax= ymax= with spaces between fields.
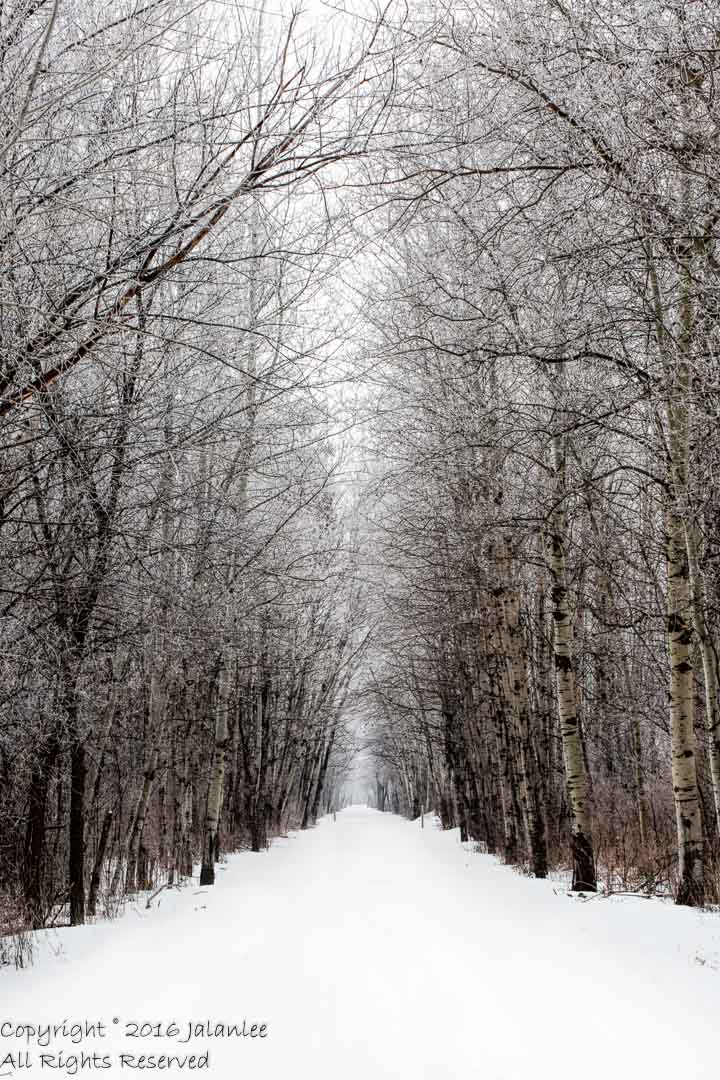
xmin=2 ymin=806 xmax=719 ymax=1079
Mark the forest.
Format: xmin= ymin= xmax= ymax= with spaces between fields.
xmin=2 ymin=0 xmax=720 ymax=964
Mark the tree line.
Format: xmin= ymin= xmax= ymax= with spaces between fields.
xmin=358 ymin=0 xmax=720 ymax=908
xmin=0 ymin=0 xmax=381 ymax=945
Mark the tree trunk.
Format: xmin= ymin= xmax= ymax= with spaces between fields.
xmin=496 ymin=558 xmax=548 ymax=878
xmin=200 ymin=663 xmax=230 ymax=886
xmin=68 ymin=738 xmax=87 ymax=926
xmin=666 ymin=501 xmax=705 ymax=905
xmin=23 ymin=751 xmax=55 ymax=929
xmin=546 ymin=431 xmax=596 ymax=892
xmin=87 ymin=809 xmax=113 ymax=917
xmin=684 ymin=520 xmax=720 ymax=837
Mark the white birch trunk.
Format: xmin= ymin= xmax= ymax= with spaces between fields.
xmin=684 ymin=521 xmax=720 ymax=835
xmin=495 ymin=549 xmax=547 ymax=878
xmin=666 ymin=499 xmax=704 ymax=905
xmin=647 ymin=208 xmax=706 ymax=905
xmin=199 ymin=662 xmax=231 ymax=886
xmin=546 ymin=432 xmax=596 ymax=891
xmin=665 ymin=372 xmax=705 ymax=904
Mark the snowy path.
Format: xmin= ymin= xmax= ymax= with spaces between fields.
xmin=2 ymin=807 xmax=720 ymax=1080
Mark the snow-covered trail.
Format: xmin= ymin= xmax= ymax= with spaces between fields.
xmin=2 ymin=807 xmax=720 ymax=1080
